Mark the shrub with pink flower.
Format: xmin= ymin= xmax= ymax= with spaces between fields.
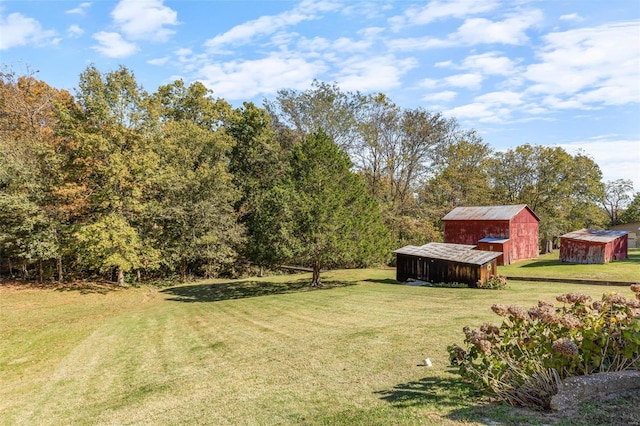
xmin=447 ymin=285 xmax=640 ymax=410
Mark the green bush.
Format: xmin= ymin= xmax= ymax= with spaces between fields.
xmin=477 ymin=275 xmax=507 ymax=290
xmin=448 ymin=287 xmax=640 ymax=409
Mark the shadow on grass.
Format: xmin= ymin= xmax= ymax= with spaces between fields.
xmin=375 ymin=375 xmax=481 ymax=409
xmin=160 ymin=279 xmax=356 ymax=302
xmin=375 ymin=375 xmax=556 ymax=425
xmin=363 ymin=278 xmax=402 ymax=285
xmin=0 ymin=279 xmax=120 ymax=294
xmin=519 ymin=259 xmax=567 ymax=268
xmin=519 ymin=251 xmax=640 ymax=269
xmin=44 ymin=281 xmax=118 ymax=294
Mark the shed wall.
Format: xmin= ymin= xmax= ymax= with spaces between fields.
xmin=560 ymin=239 xmax=605 ymax=264
xmin=609 ymin=234 xmax=628 ymax=260
xmin=477 ymin=241 xmax=509 ymax=265
xmin=560 ymin=234 xmax=628 ymax=264
xmin=395 ymin=254 xmax=497 ymax=286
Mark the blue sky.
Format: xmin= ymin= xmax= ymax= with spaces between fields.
xmin=1 ymin=0 xmax=639 ymax=186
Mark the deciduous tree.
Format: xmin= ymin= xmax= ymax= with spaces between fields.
xmin=602 ymin=179 xmax=634 ymax=226
xmin=490 ymin=145 xmax=605 ymax=246
xmin=147 ymin=80 xmax=242 ymax=280
xmin=620 ymin=192 xmax=640 ymax=224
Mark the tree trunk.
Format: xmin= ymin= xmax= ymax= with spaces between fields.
xmin=57 ymin=257 xmax=63 ymax=283
xmin=311 ymin=262 xmax=322 ymax=287
xmin=38 ymin=259 xmax=43 ymax=283
xmin=181 ymin=259 xmax=187 ymax=282
xmin=117 ymin=267 xmax=125 ymax=286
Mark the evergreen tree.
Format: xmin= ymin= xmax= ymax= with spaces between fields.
xmin=264 ymin=130 xmax=391 ymax=286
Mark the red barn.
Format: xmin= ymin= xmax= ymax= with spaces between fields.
xmin=442 ymin=204 xmax=539 ymax=265
xmin=559 ymin=229 xmax=628 ymax=264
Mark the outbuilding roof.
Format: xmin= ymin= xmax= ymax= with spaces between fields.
xmin=560 ymin=229 xmax=629 ymax=243
xmin=478 ymin=237 xmax=510 ymax=244
xmin=393 ymin=242 xmax=502 ymax=266
xmin=442 ymin=204 xmax=539 ymax=222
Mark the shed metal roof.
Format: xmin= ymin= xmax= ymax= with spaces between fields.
xmin=393 ymin=242 xmax=502 ymax=265
xmin=560 ymin=229 xmax=629 ymax=243
xmin=442 ymin=204 xmax=539 ymax=222
xmin=478 ymin=237 xmax=510 ymax=244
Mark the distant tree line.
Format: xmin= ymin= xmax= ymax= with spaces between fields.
xmin=0 ymin=66 xmax=636 ymax=284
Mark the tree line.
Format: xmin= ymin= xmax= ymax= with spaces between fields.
xmin=0 ymin=66 xmax=637 ymax=284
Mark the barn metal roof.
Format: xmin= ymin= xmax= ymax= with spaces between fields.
xmin=478 ymin=237 xmax=510 ymax=244
xmin=442 ymin=204 xmax=539 ymax=222
xmin=393 ymin=242 xmax=502 ymax=266
xmin=560 ymin=229 xmax=629 ymax=243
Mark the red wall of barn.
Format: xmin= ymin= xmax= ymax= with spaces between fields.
xmin=510 ymin=209 xmax=540 ymax=261
xmin=611 ymin=234 xmax=628 ymax=260
xmin=560 ymin=235 xmax=628 ymax=264
xmin=444 ymin=220 xmax=509 ymax=246
xmin=560 ymin=239 xmax=605 ymax=264
xmin=443 ymin=208 xmax=539 ymax=263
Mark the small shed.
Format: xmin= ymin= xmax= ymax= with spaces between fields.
xmin=477 ymin=237 xmax=511 ymax=266
xmin=559 ymin=229 xmax=629 ymax=264
xmin=442 ymin=204 xmax=539 ymax=265
xmin=394 ymin=243 xmax=501 ymax=287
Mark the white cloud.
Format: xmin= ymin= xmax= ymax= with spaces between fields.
xmin=442 ymin=90 xmax=523 ymax=123
xmin=333 ymin=36 xmax=373 ymax=52
xmin=525 ymin=20 xmax=640 ymax=106
xmin=389 ymin=0 xmax=499 ymax=31
xmin=461 ymin=52 xmax=519 ymax=75
xmin=455 ymin=10 xmax=543 ymax=45
xmin=435 ymin=60 xmax=454 ymax=68
xmin=65 ymin=2 xmax=91 ymax=15
xmin=92 ymin=31 xmax=138 ymax=57
xmin=475 ymin=90 xmax=523 ymax=106
xmin=204 ymin=0 xmax=341 ymax=52
xmin=419 ymin=78 xmax=439 ymax=89
xmin=386 ymin=36 xmax=455 ymax=51
xmin=560 ymin=13 xmax=583 ymax=22
xmin=445 ymin=102 xmax=508 ymax=123
xmin=0 ymin=12 xmax=58 ymax=50
xmin=422 ymin=90 xmax=457 ymax=102
xmin=148 ymin=56 xmax=170 ymax=66
xmin=111 ymin=0 xmax=178 ymax=42
xmin=541 ymin=96 xmax=587 ymax=110
xmin=297 ymin=36 xmax=332 ymax=55
xmin=196 ymin=54 xmax=325 ymax=100
xmin=334 ymin=55 xmax=418 ymax=92
xmin=67 ymin=24 xmax=84 ymax=37
xmin=557 ymin=139 xmax=640 ymax=184
xmin=444 ymin=73 xmax=483 ymax=89
xmin=388 ymin=9 xmax=543 ymax=51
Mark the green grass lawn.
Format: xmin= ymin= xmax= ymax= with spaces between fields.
xmin=500 ymin=248 xmax=640 ymax=282
xmin=1 ymin=269 xmax=638 ymax=425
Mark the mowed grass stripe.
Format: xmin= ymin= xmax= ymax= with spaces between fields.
xmin=2 ymin=270 xmax=637 ymax=425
